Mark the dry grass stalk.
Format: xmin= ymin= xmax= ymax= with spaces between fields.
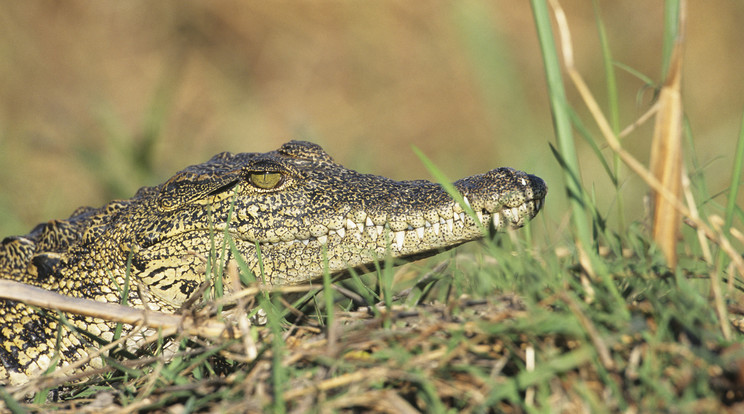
xmin=648 ymin=7 xmax=685 ymax=268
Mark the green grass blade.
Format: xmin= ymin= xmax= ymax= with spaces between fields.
xmin=322 ymin=246 xmax=334 ymax=330
xmin=411 ymin=146 xmax=485 ymax=234
xmin=529 ymin=0 xmax=587 ymax=231
xmin=531 ymin=0 xmax=632 ymax=320
xmin=613 ymin=61 xmax=656 ymax=86
xmin=724 ymin=112 xmax=744 ymax=231
xmin=593 ymin=0 xmax=626 ymax=232
xmin=592 ymin=1 xmax=619 ymax=134
xmin=717 ymin=111 xmax=744 ymax=276
xmin=661 ymin=0 xmax=682 ymax=77
xmin=0 ymin=386 xmax=28 ymax=414
xmin=529 ymin=1 xmax=609 ymax=276
xmin=568 ymin=109 xmax=618 ymax=186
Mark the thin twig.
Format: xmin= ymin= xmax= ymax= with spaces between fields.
xmin=0 ymin=280 xmax=230 ymax=338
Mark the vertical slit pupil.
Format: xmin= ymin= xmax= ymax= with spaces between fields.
xmin=250 ymin=172 xmax=282 ymax=189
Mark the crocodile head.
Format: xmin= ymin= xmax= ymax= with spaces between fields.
xmin=0 ymin=140 xmax=546 ymax=383
xmin=123 ymin=140 xmax=546 ymax=305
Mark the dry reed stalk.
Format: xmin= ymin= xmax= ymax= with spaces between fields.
xmin=649 ymin=7 xmax=685 ymax=268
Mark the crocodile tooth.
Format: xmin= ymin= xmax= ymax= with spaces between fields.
xmin=459 ymin=212 xmax=466 ymax=222
xmin=492 ymin=212 xmax=500 ymax=229
xmin=346 ymin=218 xmax=356 ymax=229
xmin=394 ymin=230 xmax=405 ymax=248
xmin=415 ymin=227 xmax=425 ymax=240
xmin=432 ymin=221 xmax=440 ymax=235
xmin=511 ymin=207 xmax=519 ymax=220
xmin=376 ymin=225 xmax=384 ymax=236
xmin=336 ymin=227 xmax=346 ymax=238
xmin=476 ymin=210 xmax=483 ymax=224
xmin=357 ymin=222 xmax=365 ymax=233
xmin=453 ymin=212 xmax=461 ymax=222
xmin=424 ymin=220 xmax=431 ymax=227
xmin=329 ymin=229 xmax=336 ymax=236
xmin=302 ymin=239 xmax=310 ymax=246
xmin=317 ymin=235 xmax=328 ymax=245
xmin=463 ymin=196 xmax=471 ymax=209
xmin=366 ymin=216 xmax=374 ymax=228
xmin=446 ymin=218 xmax=454 ymax=232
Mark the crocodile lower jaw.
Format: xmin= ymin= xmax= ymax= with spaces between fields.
xmin=253 ymin=198 xmax=544 ymax=252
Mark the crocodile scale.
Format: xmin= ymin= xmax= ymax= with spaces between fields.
xmin=0 ymin=140 xmax=546 ymax=384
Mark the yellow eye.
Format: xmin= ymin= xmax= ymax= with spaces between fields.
xmin=249 ymin=172 xmax=283 ymax=189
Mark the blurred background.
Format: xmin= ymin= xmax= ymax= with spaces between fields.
xmin=1 ymin=1 xmax=742 ymax=240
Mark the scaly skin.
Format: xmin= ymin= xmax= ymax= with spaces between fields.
xmin=0 ymin=140 xmax=546 ymax=384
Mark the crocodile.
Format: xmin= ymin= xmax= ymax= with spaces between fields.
xmin=0 ymin=140 xmax=546 ymax=384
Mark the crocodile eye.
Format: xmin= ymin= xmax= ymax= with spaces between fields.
xmin=249 ymin=172 xmax=283 ymax=189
